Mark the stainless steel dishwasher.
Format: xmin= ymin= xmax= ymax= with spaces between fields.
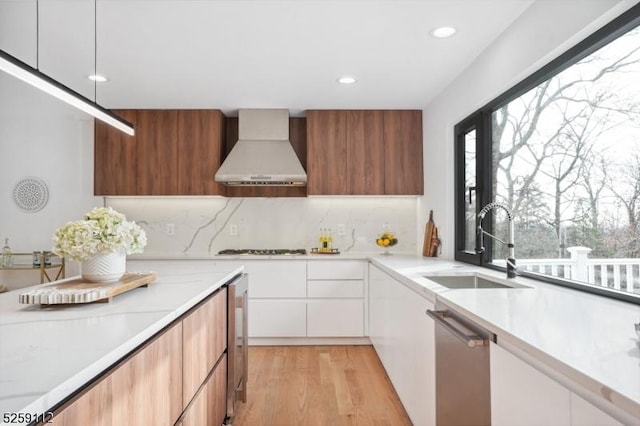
xmin=427 ymin=303 xmax=495 ymax=426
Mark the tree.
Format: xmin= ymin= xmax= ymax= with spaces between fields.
xmin=491 ymin=29 xmax=640 ymax=259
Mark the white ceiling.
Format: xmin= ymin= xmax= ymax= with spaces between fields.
xmin=3 ymin=0 xmax=535 ymax=115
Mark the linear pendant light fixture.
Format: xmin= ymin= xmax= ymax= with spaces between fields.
xmin=0 ymin=49 xmax=134 ymax=135
xmin=0 ymin=0 xmax=134 ymax=136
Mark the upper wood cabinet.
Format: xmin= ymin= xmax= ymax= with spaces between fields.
xmin=94 ymin=109 xmax=225 ymax=196
xmin=306 ymin=110 xmax=348 ymax=195
xmin=383 ymin=110 xmax=423 ymax=195
xmin=136 ymin=110 xmax=179 ymax=195
xmin=306 ymin=109 xmax=423 ymax=195
xmin=94 ymin=109 xmax=138 ymax=196
xmin=348 ymin=110 xmax=385 ymax=195
xmin=177 ymin=110 xmax=226 ymax=195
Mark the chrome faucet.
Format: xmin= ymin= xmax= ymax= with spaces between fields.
xmin=476 ymin=202 xmax=516 ymax=278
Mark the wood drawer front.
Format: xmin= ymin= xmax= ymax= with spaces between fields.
xmin=307 ymin=299 xmax=364 ymax=337
xmin=307 ymin=280 xmax=364 ymax=298
xmin=248 ymin=299 xmax=307 ymax=337
xmin=180 ymin=354 xmax=227 ymax=426
xmin=182 ymin=288 xmax=227 ymax=407
xmin=52 ymin=323 xmax=183 ymax=426
xmin=245 ymin=260 xmax=307 ymax=298
xmin=307 ymin=260 xmax=364 ymax=280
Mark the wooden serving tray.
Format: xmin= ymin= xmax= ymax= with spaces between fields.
xmin=19 ymin=272 xmax=157 ymax=306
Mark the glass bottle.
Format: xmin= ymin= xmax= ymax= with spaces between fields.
xmin=2 ymin=238 xmax=12 ymax=268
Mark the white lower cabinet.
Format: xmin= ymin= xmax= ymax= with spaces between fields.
xmin=307 ymin=299 xmax=364 ymax=337
xmin=369 ymin=264 xmax=436 ymax=426
xmin=248 ymin=299 xmax=307 ymax=337
xmin=491 ymin=342 xmax=623 ymax=426
xmin=491 ymin=341 xmax=571 ymax=425
xmin=570 ymin=393 xmax=623 ymax=426
xmin=306 ymin=260 xmax=367 ymax=338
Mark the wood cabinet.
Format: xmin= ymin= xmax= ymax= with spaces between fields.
xmin=181 ymin=354 xmax=227 ymax=426
xmin=182 ymin=287 xmax=227 ymax=406
xmin=348 ymin=110 xmax=385 ymax=194
xmin=51 ymin=322 xmax=183 ymax=426
xmin=94 ymin=109 xmax=225 ymax=196
xmin=306 ymin=109 xmax=422 ymax=195
xmin=383 ymin=110 xmax=423 ymax=195
xmin=306 ymin=110 xmax=348 ymax=195
xmin=136 ymin=110 xmax=179 ymax=195
xmin=178 ymin=110 xmax=226 ymax=195
xmin=369 ymin=264 xmax=436 ymax=426
xmin=490 ymin=342 xmax=623 ymax=426
xmin=51 ymin=288 xmax=230 ymax=426
xmin=94 ymin=109 xmax=138 ymax=195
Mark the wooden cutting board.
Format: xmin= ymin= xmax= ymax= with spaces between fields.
xmin=423 ymin=210 xmax=435 ymax=256
xmin=19 ymin=272 xmax=157 ymax=306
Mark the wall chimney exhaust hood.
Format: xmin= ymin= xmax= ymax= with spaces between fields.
xmin=215 ymin=109 xmax=307 ymax=186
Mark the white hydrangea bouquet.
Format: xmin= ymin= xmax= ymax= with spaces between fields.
xmin=53 ymin=207 xmax=147 ymax=261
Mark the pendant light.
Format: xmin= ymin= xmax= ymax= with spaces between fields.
xmin=0 ymin=0 xmax=134 ymax=135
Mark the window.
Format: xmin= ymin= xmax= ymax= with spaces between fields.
xmin=455 ymin=6 xmax=640 ymax=304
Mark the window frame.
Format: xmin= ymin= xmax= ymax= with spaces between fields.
xmin=454 ymin=4 xmax=640 ymax=305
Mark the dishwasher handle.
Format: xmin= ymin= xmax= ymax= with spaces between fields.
xmin=426 ymin=309 xmax=488 ymax=348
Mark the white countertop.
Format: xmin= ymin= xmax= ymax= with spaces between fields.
xmin=369 ymin=254 xmax=640 ymax=423
xmin=0 ymin=260 xmax=243 ymax=421
xmin=2 ymin=254 xmax=638 ymax=422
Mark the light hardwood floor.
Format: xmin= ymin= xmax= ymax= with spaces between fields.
xmin=233 ymin=345 xmax=412 ymax=426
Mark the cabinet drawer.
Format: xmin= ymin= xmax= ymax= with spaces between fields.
xmin=180 ymin=354 xmax=227 ymax=426
xmin=307 ymin=280 xmax=364 ymax=298
xmin=182 ymin=288 xmax=227 ymax=406
xmin=307 ymin=260 xmax=364 ymax=280
xmin=307 ymin=299 xmax=364 ymax=337
xmin=248 ymin=299 xmax=307 ymax=337
xmin=244 ymin=260 xmax=307 ymax=298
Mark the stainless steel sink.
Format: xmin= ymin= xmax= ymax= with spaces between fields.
xmin=423 ymin=274 xmax=529 ymax=289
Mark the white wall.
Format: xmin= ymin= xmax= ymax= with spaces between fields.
xmin=0 ymin=73 xmax=101 ymax=288
xmin=418 ymin=0 xmax=638 ymax=259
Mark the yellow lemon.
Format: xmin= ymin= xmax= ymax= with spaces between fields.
xmin=383 ymin=239 xmax=390 ymax=246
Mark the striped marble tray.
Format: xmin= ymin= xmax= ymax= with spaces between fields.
xmin=19 ymin=272 xmax=157 ymax=306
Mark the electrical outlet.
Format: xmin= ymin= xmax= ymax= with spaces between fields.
xmin=229 ymin=224 xmax=238 ymax=236
xmin=166 ymin=224 xmax=175 ymax=235
xmin=337 ymin=224 xmax=346 ymax=236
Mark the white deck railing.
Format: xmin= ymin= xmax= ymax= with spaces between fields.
xmin=494 ymin=247 xmax=640 ymax=293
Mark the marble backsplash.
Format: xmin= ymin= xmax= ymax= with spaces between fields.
xmin=106 ymin=197 xmax=418 ymax=257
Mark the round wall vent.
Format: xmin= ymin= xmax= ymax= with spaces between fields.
xmin=13 ymin=177 xmax=49 ymax=213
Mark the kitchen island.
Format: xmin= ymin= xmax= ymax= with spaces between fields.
xmin=0 ymin=260 xmax=242 ymax=425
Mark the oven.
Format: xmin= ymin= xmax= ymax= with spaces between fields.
xmin=225 ymin=273 xmax=248 ymax=424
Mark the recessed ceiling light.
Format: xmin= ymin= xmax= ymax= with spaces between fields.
xmin=431 ymin=27 xmax=457 ymax=38
xmin=337 ymin=76 xmax=357 ymax=85
xmin=88 ymin=74 xmax=109 ymax=83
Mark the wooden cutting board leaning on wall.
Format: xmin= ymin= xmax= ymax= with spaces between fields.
xmin=423 ymin=210 xmax=441 ymax=257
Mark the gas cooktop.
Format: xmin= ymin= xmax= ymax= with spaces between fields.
xmin=217 ymin=249 xmax=307 ymax=256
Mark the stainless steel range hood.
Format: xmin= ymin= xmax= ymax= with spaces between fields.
xmin=215 ymin=109 xmax=307 ymax=186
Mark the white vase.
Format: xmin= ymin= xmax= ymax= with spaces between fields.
xmin=81 ymin=251 xmax=126 ymax=283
